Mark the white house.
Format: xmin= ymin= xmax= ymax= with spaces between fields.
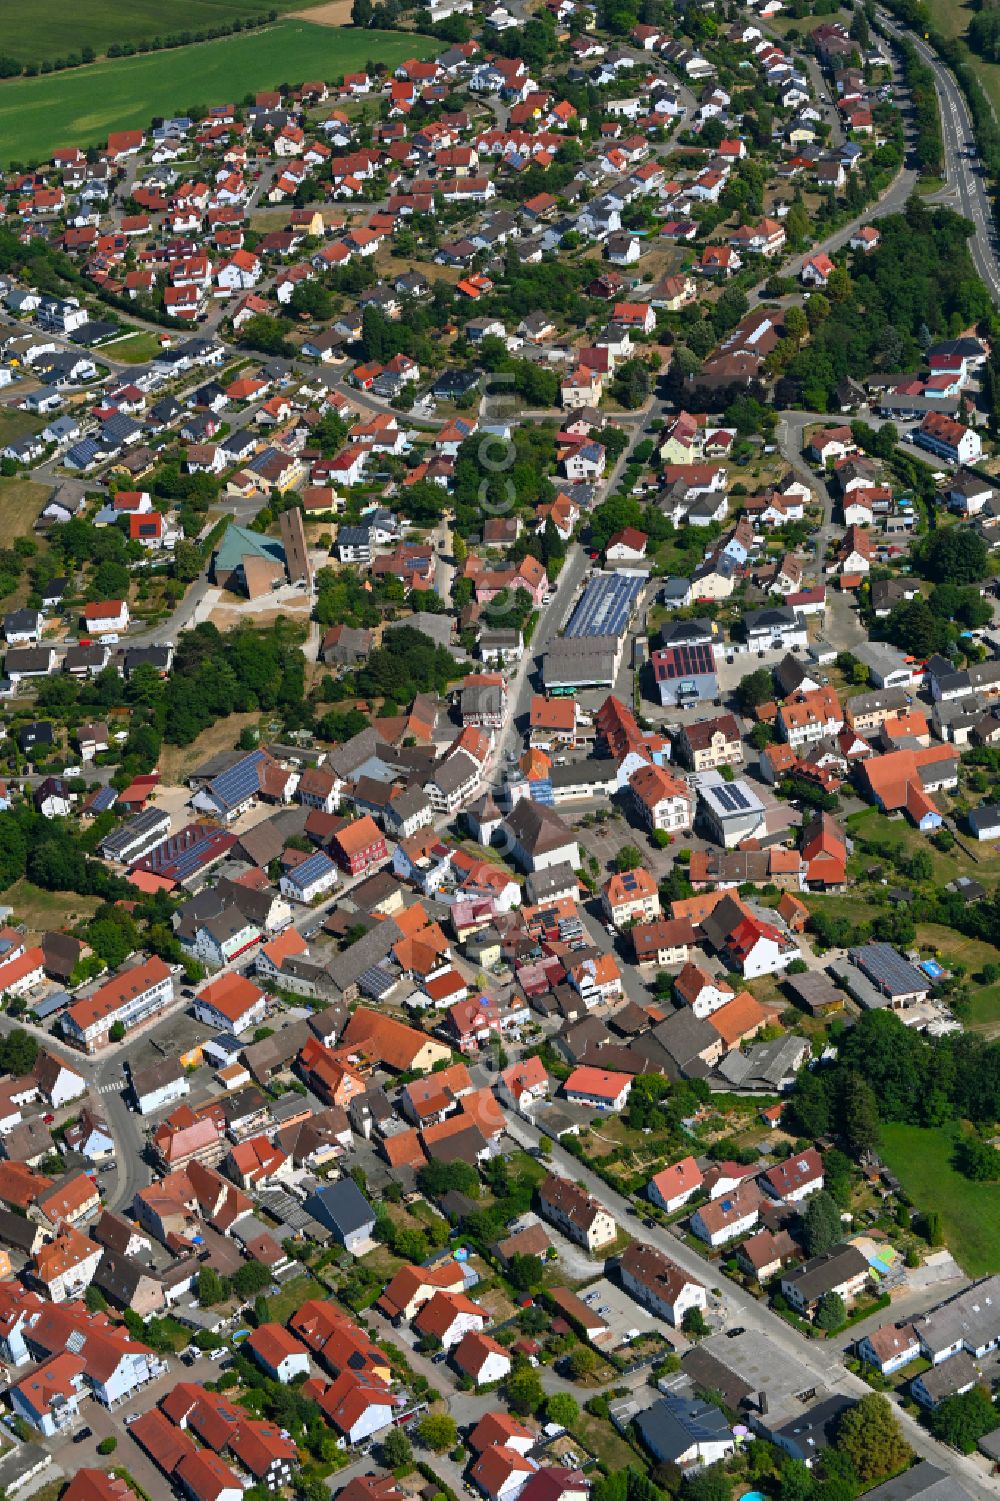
xmin=856 ymin=1323 xmax=921 ymax=1377
xmin=247 ymin=1324 xmax=312 ymax=1383
xmin=648 ymin=1155 xmax=704 ymax=1214
xmin=690 ymin=1182 xmax=761 ymax=1247
xmin=280 ymin=850 xmax=340 ymax=904
xmin=618 ymin=1242 xmax=707 ymax=1327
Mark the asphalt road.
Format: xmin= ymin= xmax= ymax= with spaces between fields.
xmin=878 ymin=9 xmax=1000 ymax=303
xmin=503 ymin=1111 xmax=1000 ymax=1501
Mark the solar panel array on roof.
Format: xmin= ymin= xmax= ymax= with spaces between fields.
xmin=713 ymin=784 xmax=751 ymax=813
xmin=358 ymin=964 xmax=395 ymax=998
xmin=208 ymin=749 xmax=269 ymax=812
xmin=848 ymin=941 xmax=930 ymax=999
xmin=620 ymin=871 xmax=639 ymax=891
xmin=291 ymin=850 xmax=337 ymax=888
xmin=89 ymin=785 xmax=118 ymax=813
xmin=653 ymin=643 xmax=716 ymax=679
xmin=565 ymin=572 xmax=644 ymax=640
xmin=134 ymin=824 xmax=237 ymax=882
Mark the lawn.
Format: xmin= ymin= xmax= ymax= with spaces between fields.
xmin=570 ymin=1409 xmax=640 ymax=1471
xmin=156 ymin=710 xmax=260 ymax=784
xmin=104 ymin=330 xmax=166 ymax=365
xmin=0 ymin=410 xmax=43 ymax=446
xmin=2 ymin=879 xmax=101 ymax=938
xmin=262 ymin=1271 xmax=322 ymax=1325
xmin=879 ymin=1120 xmax=1000 ymax=1278
xmin=0 ymin=0 xmax=333 ymax=69
xmin=0 ymin=22 xmax=433 ymax=165
xmin=0 ymin=476 xmax=50 ymax=541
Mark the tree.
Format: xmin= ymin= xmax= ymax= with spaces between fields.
xmin=238 ymin=314 xmax=291 ymax=356
xmin=614 ymin=845 xmax=644 ymax=872
xmin=109 ymin=1020 xmax=126 ymax=1042
xmin=682 ymin=1471 xmax=730 ymax=1501
xmin=0 ymin=1029 xmax=38 ymax=1075
xmin=545 ymin=1393 xmax=580 ymax=1427
xmin=197 ymin=1266 xmax=226 ymax=1306
xmin=232 ymin=1260 xmax=272 ymax=1298
xmin=815 ymin=1291 xmax=846 ymax=1331
xmin=508 ymin=1253 xmax=544 ymax=1292
xmin=85 ymin=1285 xmax=108 ymax=1312
xmin=777 ymin=1460 xmax=815 ymax=1501
xmin=611 ymin=358 xmax=650 ymax=410
xmin=791 ymin=1070 xmax=832 ymax=1138
xmin=884 ymin=598 xmax=952 ymax=658
xmin=956 ymin=1134 xmax=1000 ymax=1181
xmin=417 ymin=1413 xmax=457 ymax=1452
xmin=920 ymin=528 xmax=988 ymax=586
xmin=836 ymin=1072 xmax=881 ymax=1158
xmin=565 ymin=1344 xmax=598 ymax=1379
xmin=835 ymin=1394 xmax=911 ymax=1484
xmin=506 ymin=1364 xmax=544 ymax=1414
xmin=352 ymin=0 xmax=373 ymax=21
xmin=803 ymin=1191 xmax=842 ymax=1257
xmin=417 ymin=1159 xmax=479 ymax=1197
xmin=97 ymin=1437 xmax=117 ymax=1456
xmin=928 ymin=1387 xmax=1000 ymax=1453
xmin=682 ymin=1306 xmax=709 ymax=1338
xmin=784 ymin=305 xmax=807 ymax=343
xmin=735 ymin=666 xmax=774 ymax=714
xmin=381 ymin=1427 xmax=413 ymax=1467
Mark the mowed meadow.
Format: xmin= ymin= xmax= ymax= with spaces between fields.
xmin=0 ymin=0 xmax=327 ymax=66
xmin=0 ymin=22 xmax=433 ymax=166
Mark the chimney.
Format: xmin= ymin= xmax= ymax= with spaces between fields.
xmin=758 ymin=1390 xmax=768 ymax=1415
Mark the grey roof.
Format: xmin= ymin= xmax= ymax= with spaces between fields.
xmin=847 ymin=942 xmax=930 ymax=1000
xmin=862 ymin=1462 xmax=974 ymax=1501
xmin=845 ymin=686 xmax=910 ymax=719
xmin=326 ymin=916 xmax=402 ymax=993
xmin=525 ymin=862 xmax=578 ymax=904
xmin=913 ymin=1350 xmax=978 ymax=1402
xmin=428 ymin=749 xmax=478 ymax=796
xmin=504 ymin=798 xmax=577 ymax=857
xmin=915 ymin=1274 xmax=1000 ymax=1359
xmin=651 ymin=1008 xmax=719 ymax=1078
xmin=543 ymin=635 xmax=618 ymax=688
xmin=0 ymin=1442 xmax=52 ymax=1493
xmin=304 ymin=1177 xmax=376 ymax=1239
xmin=782 ymin=1243 xmax=870 ymax=1303
xmin=130 ymin=1057 xmax=185 ymax=1101
xmin=716 ymin=1034 xmax=809 ymax=1089
xmin=633 ymin=1394 xmax=731 ymax=1463
xmin=969 ymin=804 xmax=1000 ymax=835
xmin=770 ymin=1394 xmax=854 ymax=1462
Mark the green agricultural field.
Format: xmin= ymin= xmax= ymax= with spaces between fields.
xmin=0 ymin=0 xmax=331 ymax=69
xmin=0 ymin=23 xmax=432 ymax=166
xmin=880 ymin=1121 xmax=1000 ymax=1278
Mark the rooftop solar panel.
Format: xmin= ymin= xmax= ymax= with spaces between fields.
xmin=565 ymin=573 xmax=644 ymax=640
xmin=293 ymin=851 xmax=337 ymax=886
xmin=208 ymin=748 xmax=268 ymax=811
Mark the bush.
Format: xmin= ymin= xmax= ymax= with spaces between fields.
xmin=97 ymin=1437 xmax=117 ymax=1456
